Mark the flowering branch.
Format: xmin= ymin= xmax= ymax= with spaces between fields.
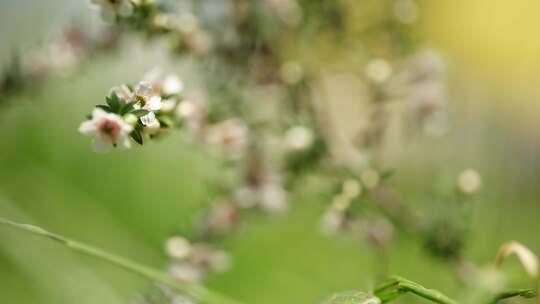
xmin=0 ymin=217 xmax=244 ymax=304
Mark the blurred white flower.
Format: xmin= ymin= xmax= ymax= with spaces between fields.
xmin=457 ymin=169 xmax=482 ymax=194
xmin=285 ymin=125 xmax=314 ymax=151
xmin=342 ymin=179 xmax=362 ymax=200
xmin=361 ymin=169 xmax=380 ymax=190
xmin=161 ymin=98 xmax=178 ymax=113
xmin=259 ymin=182 xmax=288 ymax=213
xmin=166 ymin=236 xmax=232 ymax=284
xmin=143 ymin=69 xmax=184 ymax=96
xmin=176 ymin=90 xmax=207 ymax=133
xmin=171 ymin=294 xmax=196 ymax=304
xmin=186 ymin=30 xmax=214 ymax=56
xmin=112 ymin=84 xmax=134 ymax=102
xmin=323 ymin=291 xmax=381 ymax=304
xmin=190 ymin=245 xmax=231 ymax=273
xmin=206 ymin=119 xmax=248 ymax=158
xmin=320 ymin=209 xmax=346 ymax=235
xmin=166 ymin=236 xmax=192 ymax=260
xmin=266 ymin=0 xmax=303 ymax=26
xmin=365 ymin=58 xmax=392 ymax=83
xmin=359 ymin=217 xmax=394 ymax=249
xmin=169 ymin=263 xmax=204 ymax=283
xmin=162 ymin=74 xmax=184 ymax=95
xmin=201 ymin=200 xmax=239 ymax=234
xmin=79 ymin=108 xmax=133 ymax=152
xmin=234 ymin=186 xmax=259 ymax=208
xmin=91 ymin=0 xmax=134 ymax=23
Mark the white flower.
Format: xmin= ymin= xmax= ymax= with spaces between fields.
xmin=111 ymin=84 xmax=134 ymax=102
xmin=365 ymin=58 xmax=392 ymax=83
xmin=166 ymin=236 xmax=192 ymax=260
xmin=134 ymin=81 xmax=162 ymax=110
xmin=79 ymin=108 xmax=133 ymax=152
xmin=201 ymin=200 xmax=239 ymax=234
xmin=142 ymin=68 xmax=184 ymax=96
xmin=91 ymin=0 xmax=134 ymax=23
xmin=457 ymin=169 xmax=482 ymax=194
xmin=285 ymin=125 xmax=314 ymax=151
xmin=167 ymin=239 xmax=231 ymax=284
xmin=259 ymin=182 xmax=288 ymax=213
xmin=320 ymin=209 xmax=345 ymax=235
xmin=342 ymin=179 xmax=362 ymax=200
xmin=206 ymin=119 xmax=248 ymax=158
xmin=169 ymin=263 xmax=204 ymax=283
xmin=176 ymin=91 xmax=207 ymax=133
xmin=133 ymin=81 xmax=162 ymax=127
xmin=162 ymin=74 xmax=184 ymax=95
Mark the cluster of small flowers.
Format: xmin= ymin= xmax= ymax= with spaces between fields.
xmin=131 ymin=235 xmax=231 ymax=304
xmin=79 ymin=69 xmax=183 ymax=152
xmin=0 ymin=24 xmax=120 ymax=101
xmin=319 ymin=170 xmax=396 ymax=250
xmin=91 ymin=0 xmax=213 ymax=56
xmin=165 ymin=236 xmax=231 ymax=284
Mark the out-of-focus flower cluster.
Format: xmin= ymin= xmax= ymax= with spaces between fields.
xmin=0 ymin=24 xmax=120 ymax=103
xmin=75 ymin=0 xmax=494 ymax=300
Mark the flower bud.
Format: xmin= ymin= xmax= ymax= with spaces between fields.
xmin=123 ymin=113 xmax=138 ymax=126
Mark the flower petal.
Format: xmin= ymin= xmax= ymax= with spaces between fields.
xmin=146 ymin=96 xmax=162 ymax=111
xmin=79 ymin=120 xmax=96 ymax=135
xmin=140 ymin=111 xmax=157 ymax=126
xmin=118 ymin=136 xmax=132 ymax=149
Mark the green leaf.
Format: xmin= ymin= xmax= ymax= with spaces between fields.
xmin=119 ymin=101 xmax=136 ymax=115
xmin=131 ymin=109 xmax=150 ymax=117
xmin=95 ymin=104 xmax=111 ymax=112
xmin=130 ymin=124 xmax=144 ymax=145
xmin=106 ymin=93 xmax=122 ymax=113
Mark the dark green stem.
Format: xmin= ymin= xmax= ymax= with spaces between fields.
xmin=0 ymin=217 xmax=244 ymax=304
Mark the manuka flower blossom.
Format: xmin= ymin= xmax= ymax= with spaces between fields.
xmin=133 ymin=81 xmax=163 ymax=128
xmin=79 ymin=108 xmax=133 ymax=152
xmin=91 ymin=0 xmax=134 ymax=23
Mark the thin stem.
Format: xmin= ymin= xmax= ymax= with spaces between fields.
xmin=488 ymin=288 xmax=536 ymax=304
xmin=0 ymin=217 xmax=244 ymax=304
xmin=374 ymin=276 xmax=458 ymax=304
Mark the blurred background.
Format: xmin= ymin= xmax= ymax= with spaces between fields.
xmin=1 ymin=1 xmax=540 ymax=303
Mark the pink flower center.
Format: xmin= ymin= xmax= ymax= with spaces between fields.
xmin=97 ymin=118 xmax=121 ymax=142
